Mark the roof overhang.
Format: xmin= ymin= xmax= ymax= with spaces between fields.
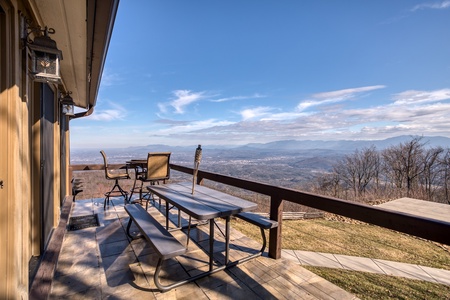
xmin=27 ymin=0 xmax=119 ymax=109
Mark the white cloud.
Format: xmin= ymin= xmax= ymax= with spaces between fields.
xmin=168 ymin=90 xmax=207 ymax=114
xmin=89 ymin=102 xmax=127 ymax=121
xmin=297 ymin=85 xmax=386 ymax=112
xmin=75 ymin=86 xmax=450 ymax=147
xmin=89 ymin=110 xmax=123 ymax=121
xmin=177 ymin=87 xmax=450 ymax=144
xmin=260 ymin=111 xmax=310 ymax=121
xmin=151 ymin=119 xmax=235 ymax=135
xmin=392 ymin=89 xmax=450 ymax=105
xmin=240 ymin=106 xmax=274 ymax=121
xmin=412 ymin=1 xmax=450 ymax=11
xmin=211 ymin=93 xmax=266 ymax=103
xmin=100 ymin=69 xmax=122 ymax=87
xmin=158 ymin=90 xmax=266 ymax=116
xmin=312 ymin=85 xmax=386 ymax=100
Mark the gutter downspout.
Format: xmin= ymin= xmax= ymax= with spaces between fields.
xmin=71 ymin=105 xmax=94 ymax=119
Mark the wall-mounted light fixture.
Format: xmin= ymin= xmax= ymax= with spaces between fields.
xmin=25 ymin=25 xmax=63 ymax=83
xmin=60 ymin=91 xmax=75 ymax=116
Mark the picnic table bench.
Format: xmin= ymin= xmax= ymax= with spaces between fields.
xmin=124 ymin=185 xmax=279 ymax=292
xmin=235 ymin=212 xmax=278 ymax=259
xmin=124 ymin=204 xmax=187 ymax=292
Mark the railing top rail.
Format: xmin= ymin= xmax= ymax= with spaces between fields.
xmin=170 ymin=163 xmax=450 ymax=245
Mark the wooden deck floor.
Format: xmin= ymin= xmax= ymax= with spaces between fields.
xmin=49 ymin=198 xmax=358 ymax=299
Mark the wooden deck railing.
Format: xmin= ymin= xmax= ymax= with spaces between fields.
xmin=70 ymin=163 xmax=450 ymax=259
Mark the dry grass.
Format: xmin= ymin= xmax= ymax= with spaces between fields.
xmin=232 ymin=218 xmax=450 ymax=270
xmin=232 ymin=218 xmax=450 ymax=299
xmin=304 ymin=267 xmax=450 ymax=300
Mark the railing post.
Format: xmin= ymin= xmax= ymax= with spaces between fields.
xmin=69 ymin=165 xmax=73 ymax=182
xmin=268 ymin=195 xmax=283 ymax=259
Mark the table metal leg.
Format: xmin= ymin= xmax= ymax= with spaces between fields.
xmin=186 ymin=216 xmax=192 ymax=249
xmin=166 ymin=203 xmax=169 ymax=230
xmin=209 ymin=219 xmax=214 ymax=271
xmin=225 ymin=216 xmax=230 ymax=265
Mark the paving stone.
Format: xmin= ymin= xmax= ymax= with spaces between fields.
xmin=101 ymin=251 xmax=137 ymax=273
xmin=374 ymin=259 xmax=437 ymax=282
xmin=49 ymin=287 xmax=102 ymax=300
xmin=51 ymin=266 xmax=101 ymax=296
xmin=419 ymin=265 xmax=450 ymax=285
xmin=99 ymin=239 xmax=133 ymax=257
xmin=294 ymin=251 xmax=343 ymax=269
xmin=335 ymin=255 xmax=385 ymax=274
xmin=50 ymin=196 xmax=371 ymax=299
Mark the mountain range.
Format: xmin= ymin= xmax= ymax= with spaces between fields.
xmin=71 ymin=135 xmax=450 ymax=165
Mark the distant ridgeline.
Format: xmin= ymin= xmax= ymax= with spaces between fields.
xmin=71 ymin=135 xmax=450 ymax=165
xmin=71 ymin=136 xmax=450 ymax=204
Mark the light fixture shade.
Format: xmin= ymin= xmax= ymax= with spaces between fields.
xmin=60 ymin=93 xmax=75 ymax=116
xmin=27 ymin=28 xmax=63 ymax=83
xmin=61 ymin=102 xmax=75 ymax=116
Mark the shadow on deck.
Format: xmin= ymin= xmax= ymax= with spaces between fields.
xmin=49 ymin=197 xmax=358 ymax=299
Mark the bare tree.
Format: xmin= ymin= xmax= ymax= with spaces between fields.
xmin=313 ymin=137 xmax=450 ymax=205
xmin=315 ymin=172 xmax=342 ymax=198
xmin=440 ymin=148 xmax=450 ymax=204
xmin=420 ymin=146 xmax=444 ymax=200
xmin=382 ymin=137 xmax=425 ymax=197
xmin=331 ymin=146 xmax=380 ymax=200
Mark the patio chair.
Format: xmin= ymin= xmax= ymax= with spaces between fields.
xmin=100 ymin=150 xmax=130 ymax=208
xmin=136 ymin=152 xmax=171 ymax=209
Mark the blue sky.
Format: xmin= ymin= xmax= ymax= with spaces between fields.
xmin=71 ymin=0 xmax=450 ymax=148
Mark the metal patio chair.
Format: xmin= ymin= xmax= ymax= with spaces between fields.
xmin=100 ymin=150 xmax=130 ymax=208
xmin=136 ymin=152 xmax=171 ymax=209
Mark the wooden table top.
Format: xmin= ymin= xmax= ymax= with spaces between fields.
xmin=148 ymin=182 xmax=257 ymax=220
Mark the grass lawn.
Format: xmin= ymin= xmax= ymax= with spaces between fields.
xmin=231 ymin=218 xmax=450 ymax=299
xmin=304 ymin=267 xmax=450 ymax=300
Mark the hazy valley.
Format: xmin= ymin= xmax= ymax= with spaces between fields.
xmin=71 ymin=135 xmax=450 ymax=190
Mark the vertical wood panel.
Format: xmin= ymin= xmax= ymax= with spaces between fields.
xmin=0 ymin=2 xmax=29 ymax=298
xmin=41 ymin=83 xmax=55 ymax=249
xmin=0 ymin=4 xmax=9 ymax=297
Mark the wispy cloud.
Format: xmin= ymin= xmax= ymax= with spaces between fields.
xmin=411 ymin=1 xmax=450 ymax=11
xmin=260 ymin=111 xmax=310 ymax=121
xmin=297 ymin=85 xmax=386 ymax=112
xmin=185 ymin=87 xmax=450 ymax=144
xmin=100 ymin=69 xmax=122 ymax=87
xmin=312 ymin=85 xmax=386 ymax=100
xmin=240 ymin=106 xmax=275 ymax=121
xmin=236 ymin=86 xmax=387 ymax=122
xmin=151 ymin=119 xmax=234 ymax=136
xmin=89 ymin=102 xmax=127 ymax=121
xmin=77 ymin=87 xmax=450 ymax=147
xmin=211 ymin=93 xmax=266 ymax=103
xmin=159 ymin=90 xmax=208 ymax=114
xmin=392 ymin=89 xmax=450 ymax=105
xmin=155 ymin=118 xmax=191 ymax=126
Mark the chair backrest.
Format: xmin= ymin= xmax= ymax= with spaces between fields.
xmin=146 ymin=152 xmax=171 ymax=181
xmin=100 ymin=150 xmax=112 ymax=179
